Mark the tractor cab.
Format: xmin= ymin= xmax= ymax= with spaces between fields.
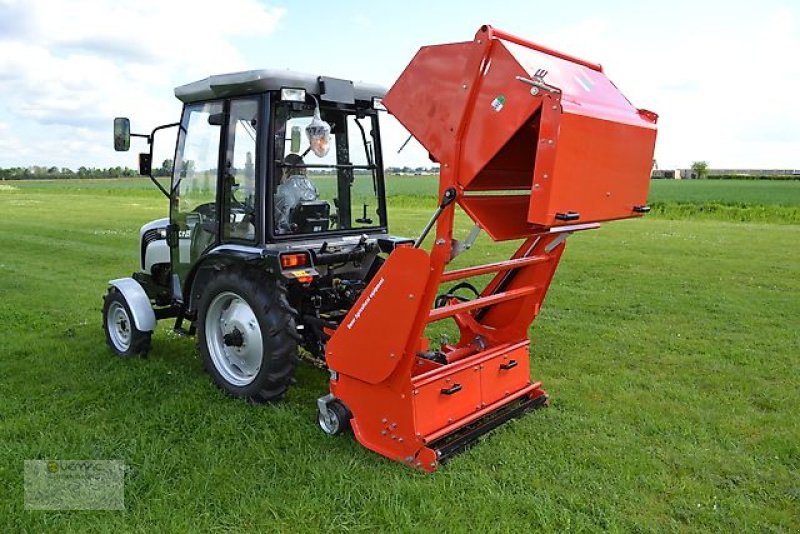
xmin=113 ymin=70 xmax=390 ymax=309
xmin=169 ymin=71 xmax=389 ymax=276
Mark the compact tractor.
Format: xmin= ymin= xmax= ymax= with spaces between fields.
xmin=105 ymin=26 xmax=657 ymax=471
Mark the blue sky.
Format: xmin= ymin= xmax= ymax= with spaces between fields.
xmin=0 ymin=0 xmax=798 ymax=170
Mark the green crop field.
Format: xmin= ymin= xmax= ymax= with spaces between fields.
xmin=1 ymin=178 xmax=798 ymax=531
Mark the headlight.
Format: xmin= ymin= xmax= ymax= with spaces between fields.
xmin=281 ymin=87 xmax=306 ymax=102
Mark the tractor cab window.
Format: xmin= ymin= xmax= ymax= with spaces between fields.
xmin=223 ymin=97 xmax=259 ymax=242
xmin=272 ymin=102 xmax=384 ymax=236
xmin=172 ymin=101 xmax=223 ymax=277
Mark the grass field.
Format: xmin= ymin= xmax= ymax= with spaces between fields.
xmin=7 ymin=174 xmax=800 ymax=223
xmin=8 ymin=174 xmax=800 ymax=203
xmin=1 ymin=178 xmax=798 ymax=531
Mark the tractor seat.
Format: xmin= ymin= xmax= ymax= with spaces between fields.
xmin=291 ymin=201 xmax=330 ymax=233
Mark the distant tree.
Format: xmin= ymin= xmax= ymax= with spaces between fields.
xmin=691 ymin=161 xmax=709 ymax=180
xmin=160 ymin=158 xmax=174 ymax=177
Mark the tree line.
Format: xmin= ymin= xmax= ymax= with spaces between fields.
xmin=385 ymin=166 xmax=440 ymax=175
xmin=0 ymin=161 xmax=439 ymax=180
xmin=0 ymin=160 xmax=174 ymax=180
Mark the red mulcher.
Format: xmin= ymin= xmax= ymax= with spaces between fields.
xmin=325 ymin=25 xmax=657 ymax=471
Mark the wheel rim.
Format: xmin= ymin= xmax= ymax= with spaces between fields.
xmin=107 ymin=301 xmax=132 ymax=352
xmin=205 ymin=291 xmax=263 ymax=387
xmin=318 ymin=409 xmax=340 ymax=435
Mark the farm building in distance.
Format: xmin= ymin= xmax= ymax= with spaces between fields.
xmin=651 ymin=169 xmax=678 ymax=179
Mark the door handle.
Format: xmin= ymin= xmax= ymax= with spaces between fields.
xmin=499 ymin=360 xmax=518 ymax=370
xmin=440 ymin=384 xmax=462 ymax=395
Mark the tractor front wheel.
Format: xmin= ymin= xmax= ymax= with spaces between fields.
xmin=197 ymin=267 xmax=299 ymax=403
xmin=102 ymin=288 xmax=152 ymax=357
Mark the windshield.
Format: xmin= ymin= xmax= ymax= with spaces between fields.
xmin=272 ymin=102 xmax=384 ymax=236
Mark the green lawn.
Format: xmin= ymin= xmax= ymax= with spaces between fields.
xmin=0 ymin=179 xmax=798 ymax=531
xmin=7 ymin=175 xmax=800 ymax=203
xmin=8 ymin=175 xmax=800 ymax=220
xmin=648 ymin=179 xmax=800 ymax=206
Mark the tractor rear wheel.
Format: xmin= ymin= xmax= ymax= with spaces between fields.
xmin=197 ymin=267 xmax=299 ymax=403
xmin=102 ymin=288 xmax=152 ymax=357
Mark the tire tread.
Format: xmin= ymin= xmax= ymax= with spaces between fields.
xmin=197 ymin=266 xmax=298 ymax=403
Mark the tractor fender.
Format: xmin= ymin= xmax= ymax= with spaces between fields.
xmin=108 ymin=278 xmax=157 ymax=332
xmin=183 ymin=245 xmax=267 ymax=312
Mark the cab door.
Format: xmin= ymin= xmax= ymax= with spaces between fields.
xmin=169 ymin=100 xmax=224 ymax=288
xmin=220 ymin=97 xmax=260 ymax=244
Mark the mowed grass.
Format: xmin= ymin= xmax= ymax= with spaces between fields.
xmin=0 ymin=179 xmax=798 ymax=531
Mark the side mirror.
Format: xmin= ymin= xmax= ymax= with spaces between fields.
xmin=290 ymin=126 xmax=301 ymax=153
xmin=138 ymin=153 xmax=152 ymax=176
xmin=114 ymin=117 xmax=130 ymax=151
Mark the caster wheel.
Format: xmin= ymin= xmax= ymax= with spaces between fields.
xmin=318 ymin=399 xmax=351 ymax=436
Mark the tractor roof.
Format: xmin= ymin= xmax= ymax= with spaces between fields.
xmin=174 ymin=69 xmax=387 ymax=104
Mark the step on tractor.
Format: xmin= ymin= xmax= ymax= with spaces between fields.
xmin=105 ymin=25 xmax=657 ymax=471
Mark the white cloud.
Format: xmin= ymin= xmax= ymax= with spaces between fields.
xmin=0 ymin=0 xmax=285 ymax=168
xmin=0 ymin=2 xmax=797 ymax=172
xmin=537 ymin=10 xmax=800 ymax=169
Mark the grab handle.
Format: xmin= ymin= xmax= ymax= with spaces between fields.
xmin=500 ymin=360 xmax=518 ymax=371
xmin=440 ymin=384 xmax=463 ymax=395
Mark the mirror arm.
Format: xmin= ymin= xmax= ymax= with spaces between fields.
xmin=150 ymin=122 xmax=181 ymax=138
xmin=145 ymin=122 xmax=181 ymax=199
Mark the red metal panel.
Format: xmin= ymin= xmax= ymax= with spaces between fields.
xmin=502 ymin=40 xmax=636 ymax=120
xmin=423 ymin=383 xmax=544 ymax=443
xmin=326 ymin=247 xmax=431 ymax=384
xmin=330 ymin=375 xmax=422 ymax=466
xmin=530 ymin=108 xmax=657 ymax=225
xmin=479 ymin=345 xmax=530 ymax=406
xmin=456 ymin=41 xmax=543 ymax=190
xmin=384 ymin=42 xmax=478 ymax=165
xmin=458 ymin=195 xmax=538 ymax=241
xmin=412 ymin=366 xmax=481 ymax=437
xmin=497 ymin=39 xmax=657 ymax=225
